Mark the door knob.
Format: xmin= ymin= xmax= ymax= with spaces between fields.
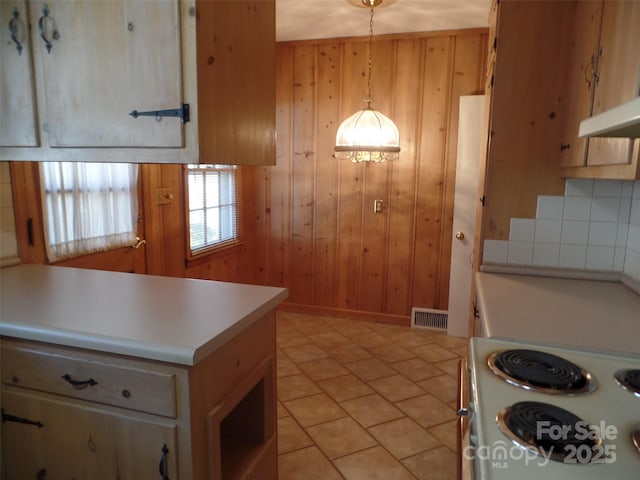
xmin=455 ymin=232 xmax=465 ymax=240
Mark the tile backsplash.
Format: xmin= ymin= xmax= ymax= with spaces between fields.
xmin=483 ymin=179 xmax=640 ymax=284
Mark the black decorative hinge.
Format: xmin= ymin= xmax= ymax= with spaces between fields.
xmin=129 ymin=103 xmax=190 ymax=123
xmin=480 ymin=195 xmax=486 ymax=206
xmin=1 ymin=408 xmax=44 ymax=428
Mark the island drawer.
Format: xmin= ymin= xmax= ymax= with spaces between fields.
xmin=0 ymin=340 xmax=177 ymax=418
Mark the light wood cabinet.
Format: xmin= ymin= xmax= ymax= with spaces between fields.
xmin=0 ymin=0 xmax=276 ymax=165
xmin=0 ymin=0 xmax=38 ymax=147
xmin=0 ymin=310 xmax=278 ymax=480
xmin=560 ymin=0 xmax=640 ymax=179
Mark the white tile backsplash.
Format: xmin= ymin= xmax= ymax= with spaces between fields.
xmin=509 ymin=218 xmax=535 ymax=242
xmin=534 ymin=219 xmax=562 ymax=243
xmin=561 ymin=221 xmax=590 ymax=245
xmin=483 ymin=240 xmax=509 ymax=263
xmin=592 ymin=179 xmax=622 ymax=197
xmin=536 ymin=196 xmax=564 ymax=219
xmin=563 ymin=196 xmax=592 ymax=221
xmin=507 ymin=241 xmax=534 ymax=265
xmin=586 ymin=245 xmax=615 ymax=271
xmin=533 ymin=243 xmax=560 ymax=267
xmin=588 ymin=222 xmax=618 ymax=246
xmin=590 ymin=197 xmax=620 ymax=222
xmin=483 ymin=179 xmax=640 ymax=279
xmin=565 ymin=178 xmax=594 ymax=196
xmin=559 ymin=244 xmax=587 ymax=269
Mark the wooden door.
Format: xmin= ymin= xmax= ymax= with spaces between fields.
xmin=29 ymin=0 xmax=184 ymax=148
xmin=1 ymin=388 xmax=178 ymax=479
xmin=587 ymin=0 xmax=640 ymax=167
xmin=448 ymin=96 xmax=484 ymax=337
xmin=0 ymin=0 xmax=38 ymax=147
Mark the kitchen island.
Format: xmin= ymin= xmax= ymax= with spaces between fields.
xmin=475 ymin=272 xmax=640 ymax=355
xmin=0 ymin=264 xmax=287 ymax=479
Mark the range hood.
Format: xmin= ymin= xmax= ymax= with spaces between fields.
xmin=579 ymin=96 xmax=640 ymax=138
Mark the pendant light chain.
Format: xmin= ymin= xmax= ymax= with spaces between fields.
xmin=366 ymin=5 xmax=374 ymax=108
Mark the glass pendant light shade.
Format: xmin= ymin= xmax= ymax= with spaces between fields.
xmin=334 ymin=106 xmax=400 ymax=163
xmin=334 ymin=0 xmax=400 ymax=163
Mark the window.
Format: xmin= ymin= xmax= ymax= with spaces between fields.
xmin=40 ymin=162 xmax=139 ymax=262
xmin=186 ymin=164 xmax=238 ymax=254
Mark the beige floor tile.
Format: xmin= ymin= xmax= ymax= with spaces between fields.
xmin=330 ymin=320 xmax=374 ymax=336
xmin=417 ymin=374 xmax=458 ymax=403
xmin=434 ymin=358 xmax=461 ymax=376
xmin=349 ymin=331 xmax=391 ymax=349
xmin=368 ymin=374 xmax=425 ymax=402
xmin=277 ymin=416 xmax=314 ymax=454
xmin=318 ymin=374 xmax=374 ymax=402
xmin=428 ymin=420 xmax=458 ymax=451
xmin=395 ymin=394 xmax=456 ymax=428
xmin=431 ymin=334 xmax=470 ymax=349
xmin=326 ymin=343 xmax=372 ymax=364
xmin=411 ymin=343 xmax=458 ymax=363
xmin=284 ymin=393 xmax=347 ymax=427
xmin=368 ymin=417 xmax=441 ymax=459
xmin=277 ymin=401 xmax=290 ymax=418
xmin=333 ymin=446 xmax=416 ymax=480
xmin=277 ymin=373 xmax=322 ymax=402
xmin=390 ymin=357 xmax=445 ymax=382
xmin=308 ymin=331 xmax=352 ymax=348
xmin=298 ymin=357 xmax=349 ymax=381
xmin=368 ymin=343 xmax=415 ymax=363
xmin=306 ymin=417 xmax=377 ymax=459
xmin=340 ymin=393 xmax=404 ymax=428
xmin=452 ymin=346 xmax=468 ymax=358
xmin=402 ymin=446 xmax=457 ymax=480
xmin=345 ymin=357 xmax=396 ymax=381
xmin=278 ymin=446 xmax=344 ymax=480
xmin=277 ymin=330 xmax=311 ymax=348
xmin=389 ymin=330 xmax=437 ymax=348
xmin=282 ymin=342 xmax=329 ymax=363
xmin=277 ymin=356 xmax=302 ymax=377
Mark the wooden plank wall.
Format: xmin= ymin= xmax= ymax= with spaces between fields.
xmin=249 ymin=30 xmax=487 ymax=320
xmin=9 ymin=29 xmax=487 ymax=323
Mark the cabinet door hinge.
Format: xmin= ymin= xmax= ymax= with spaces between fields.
xmin=129 ymin=103 xmax=190 ymax=123
xmin=480 ymin=195 xmax=486 ymax=207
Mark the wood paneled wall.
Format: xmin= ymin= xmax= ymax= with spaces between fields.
xmin=9 ymin=29 xmax=488 ymax=323
xmin=248 ymin=30 xmax=488 ymax=319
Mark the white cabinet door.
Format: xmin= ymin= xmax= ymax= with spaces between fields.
xmin=0 ymin=0 xmax=38 ymax=147
xmin=29 ymin=0 xmax=184 ymax=148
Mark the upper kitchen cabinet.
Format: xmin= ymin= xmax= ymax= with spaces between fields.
xmin=561 ymin=0 xmax=640 ymax=179
xmin=0 ymin=0 xmax=276 ymax=165
xmin=0 ymin=1 xmax=38 ymax=147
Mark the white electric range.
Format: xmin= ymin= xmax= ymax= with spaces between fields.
xmin=462 ymin=337 xmax=640 ymax=480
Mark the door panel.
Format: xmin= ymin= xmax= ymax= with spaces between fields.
xmin=31 ymin=0 xmax=183 ymax=148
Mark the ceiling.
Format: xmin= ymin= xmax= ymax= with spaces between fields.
xmin=276 ymin=0 xmax=491 ymax=42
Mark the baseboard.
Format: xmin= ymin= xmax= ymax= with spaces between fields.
xmin=277 ymin=302 xmax=411 ymax=327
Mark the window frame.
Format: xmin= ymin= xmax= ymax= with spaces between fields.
xmin=183 ymin=164 xmax=242 ymax=262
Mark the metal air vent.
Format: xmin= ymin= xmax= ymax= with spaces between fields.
xmin=411 ymin=308 xmax=448 ymax=330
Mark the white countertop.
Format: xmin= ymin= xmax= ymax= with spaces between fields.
xmin=475 ymin=272 xmax=640 ymax=355
xmin=0 ymin=265 xmax=288 ymax=365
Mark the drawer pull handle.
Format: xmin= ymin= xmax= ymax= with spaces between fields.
xmin=62 ymin=374 xmax=98 ymax=388
xmin=159 ymin=443 xmax=170 ymax=479
xmin=1 ymin=408 xmax=44 ymax=428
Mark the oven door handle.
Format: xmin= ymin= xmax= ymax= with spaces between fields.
xmin=457 ymin=357 xmax=470 ymax=480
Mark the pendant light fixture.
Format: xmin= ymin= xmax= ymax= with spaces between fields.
xmin=334 ymin=0 xmax=400 ymax=163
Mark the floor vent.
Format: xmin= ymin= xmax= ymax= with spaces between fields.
xmin=411 ymin=308 xmax=448 ymax=331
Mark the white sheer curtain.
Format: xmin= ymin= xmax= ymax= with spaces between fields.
xmin=40 ymin=162 xmax=139 ymax=262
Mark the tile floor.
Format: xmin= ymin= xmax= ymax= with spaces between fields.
xmin=276 ymin=311 xmax=469 ymax=480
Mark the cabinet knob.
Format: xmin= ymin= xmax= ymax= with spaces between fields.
xmin=455 ymin=232 xmax=465 ymax=240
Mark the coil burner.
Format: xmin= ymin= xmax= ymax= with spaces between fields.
xmin=497 ymin=401 xmax=603 ymax=463
xmin=488 ymin=349 xmax=596 ymax=394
